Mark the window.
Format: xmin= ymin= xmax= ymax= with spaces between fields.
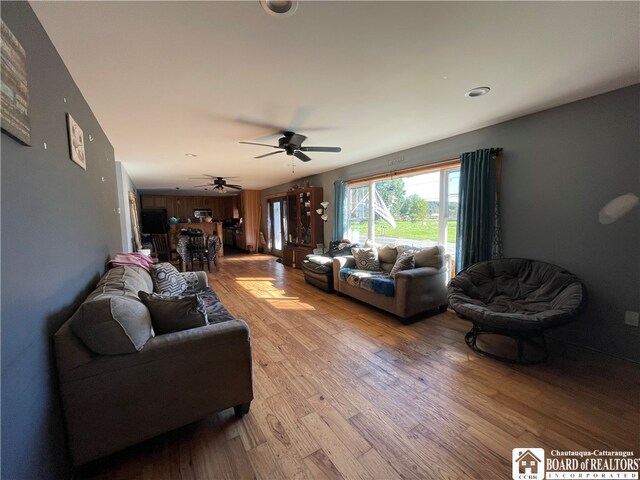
xmin=346 ymin=161 xmax=460 ymax=257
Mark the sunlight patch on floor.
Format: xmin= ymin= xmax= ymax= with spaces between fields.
xmin=265 ymin=299 xmax=315 ymax=310
xmin=235 ymin=277 xmax=316 ymax=311
xmin=223 ymin=255 xmax=273 ymax=262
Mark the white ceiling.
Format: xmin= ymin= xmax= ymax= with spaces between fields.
xmin=31 ymin=1 xmax=639 ymax=193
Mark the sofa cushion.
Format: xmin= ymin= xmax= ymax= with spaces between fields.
xmin=138 ymin=291 xmax=207 ymax=335
xmin=90 ymin=265 xmax=153 ymax=298
xmin=150 ymin=262 xmax=188 ymax=295
xmin=414 ymin=245 xmax=444 ymax=268
xmin=377 ymin=244 xmax=398 ymax=264
xmin=398 ymin=245 xmax=444 ymax=269
xmin=303 ymin=256 xmax=333 ymax=275
xmin=390 ymin=251 xmax=415 ymax=277
xmin=376 ymin=244 xmax=399 ymax=272
xmin=71 ymin=295 xmax=153 ymax=355
xmin=70 ymin=266 xmax=155 ymax=355
xmin=352 ymin=247 xmax=381 ymax=271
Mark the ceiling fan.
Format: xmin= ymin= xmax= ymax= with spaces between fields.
xmin=239 ymin=130 xmax=341 ymax=162
xmin=191 ymin=175 xmax=242 ymax=191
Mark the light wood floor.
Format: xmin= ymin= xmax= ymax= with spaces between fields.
xmin=80 ymin=252 xmax=640 ymax=479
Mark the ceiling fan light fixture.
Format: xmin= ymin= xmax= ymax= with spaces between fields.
xmin=465 ymin=86 xmax=491 ymax=98
xmin=260 ymin=0 xmax=298 ymax=17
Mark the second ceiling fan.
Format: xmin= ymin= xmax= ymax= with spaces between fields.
xmin=240 ymin=131 xmax=341 ymax=162
xmin=191 ymin=175 xmax=242 ymax=191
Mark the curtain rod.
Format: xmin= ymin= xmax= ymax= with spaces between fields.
xmin=346 ymin=158 xmax=461 ymax=186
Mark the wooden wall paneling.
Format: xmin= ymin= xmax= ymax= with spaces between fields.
xmin=140 ymin=195 xmax=154 ymax=209
xmin=240 ymin=190 xmax=261 ymax=252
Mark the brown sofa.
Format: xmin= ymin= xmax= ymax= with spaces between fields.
xmin=54 ymin=265 xmax=253 ymax=466
xmin=333 ymin=243 xmax=450 ymax=322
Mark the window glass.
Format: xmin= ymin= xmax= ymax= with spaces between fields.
xmin=347 ymin=184 xmax=369 ymax=245
xmin=346 ymin=165 xmax=460 ymax=257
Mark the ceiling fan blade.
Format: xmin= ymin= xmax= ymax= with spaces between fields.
xmin=239 ymin=141 xmax=279 ymax=148
xmin=226 ymin=185 xmax=242 ymax=190
xmin=294 ymin=151 xmax=312 ymax=162
xmin=255 ymin=150 xmax=284 ymax=159
xmin=193 ymin=184 xmax=213 ymax=188
xmin=299 ymin=146 xmax=342 ymax=153
xmin=235 ymin=117 xmax=287 ymax=133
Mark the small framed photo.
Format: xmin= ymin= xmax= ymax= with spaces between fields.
xmin=66 ymin=113 xmax=86 ymax=169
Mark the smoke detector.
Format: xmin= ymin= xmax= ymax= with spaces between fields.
xmin=260 ymin=0 xmax=298 ymax=17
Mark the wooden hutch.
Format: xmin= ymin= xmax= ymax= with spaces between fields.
xmin=283 ymin=186 xmax=324 ymax=268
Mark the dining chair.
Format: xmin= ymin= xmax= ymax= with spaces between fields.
xmin=151 ymin=233 xmax=173 ymax=262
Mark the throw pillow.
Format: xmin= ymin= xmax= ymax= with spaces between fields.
xmin=150 ymin=262 xmax=188 ymax=296
xmin=389 ymin=251 xmax=415 ymax=277
xmin=352 ymin=247 xmax=381 ymax=271
xmin=71 ymin=295 xmax=153 ymax=355
xmin=413 ymin=245 xmax=444 ymax=269
xmin=138 ymin=291 xmax=207 ymax=335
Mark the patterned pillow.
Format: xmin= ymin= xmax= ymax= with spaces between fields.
xmin=389 ymin=252 xmax=415 ymax=277
xmin=150 ymin=262 xmax=188 ymax=296
xmin=182 ymin=271 xmax=202 ymax=291
xmin=352 ymin=247 xmax=381 ymax=271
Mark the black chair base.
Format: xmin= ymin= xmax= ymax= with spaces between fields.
xmin=464 ymin=323 xmax=548 ymax=365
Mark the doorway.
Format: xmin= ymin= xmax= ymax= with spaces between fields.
xmin=267 ymin=197 xmax=287 ymax=257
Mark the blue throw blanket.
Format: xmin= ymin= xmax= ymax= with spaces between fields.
xmin=339 ymin=268 xmax=395 ymax=297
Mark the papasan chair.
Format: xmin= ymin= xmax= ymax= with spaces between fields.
xmin=448 ymin=258 xmax=587 ymax=364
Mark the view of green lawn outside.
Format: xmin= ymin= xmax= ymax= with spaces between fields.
xmin=347 ymin=174 xmax=460 ymax=253
xmin=350 ymin=219 xmax=457 ymax=244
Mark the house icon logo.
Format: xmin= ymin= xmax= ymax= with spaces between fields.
xmin=512 ymin=448 xmax=545 ymax=480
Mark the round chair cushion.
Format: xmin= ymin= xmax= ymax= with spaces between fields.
xmin=448 ymin=258 xmax=586 ymax=333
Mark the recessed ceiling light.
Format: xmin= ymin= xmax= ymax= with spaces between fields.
xmin=260 ymin=0 xmax=298 ymax=17
xmin=465 ymin=87 xmax=491 ymax=98
xmin=176 ymin=187 xmax=180 ymax=190
xmin=185 ymin=153 xmax=198 ymax=157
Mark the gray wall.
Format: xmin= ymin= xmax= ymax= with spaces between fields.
xmin=262 ymin=85 xmax=640 ymax=362
xmin=1 ymin=3 xmax=122 ymax=478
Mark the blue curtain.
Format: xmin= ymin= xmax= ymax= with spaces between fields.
xmin=333 ymin=180 xmax=347 ymax=241
xmin=455 ymin=148 xmax=501 ymax=273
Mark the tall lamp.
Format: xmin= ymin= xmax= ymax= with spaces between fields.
xmin=598 ymin=193 xmax=639 ymax=224
xmin=316 ymin=201 xmax=329 ymax=222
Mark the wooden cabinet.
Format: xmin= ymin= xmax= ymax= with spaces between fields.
xmin=141 ymin=195 xmax=167 ymax=209
xmin=282 ymin=187 xmax=323 ymax=267
xmin=221 ymin=196 xmax=239 ymax=219
xmin=284 ymin=245 xmax=313 ymax=269
xmin=140 ymin=194 xmax=241 ymax=221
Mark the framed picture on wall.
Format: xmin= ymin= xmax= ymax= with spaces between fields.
xmin=66 ymin=113 xmax=86 ymax=169
xmin=1 ymin=19 xmax=31 ymax=146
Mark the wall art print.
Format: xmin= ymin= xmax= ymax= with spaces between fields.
xmin=66 ymin=113 xmax=86 ymax=169
xmin=1 ymin=19 xmax=31 ymax=146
